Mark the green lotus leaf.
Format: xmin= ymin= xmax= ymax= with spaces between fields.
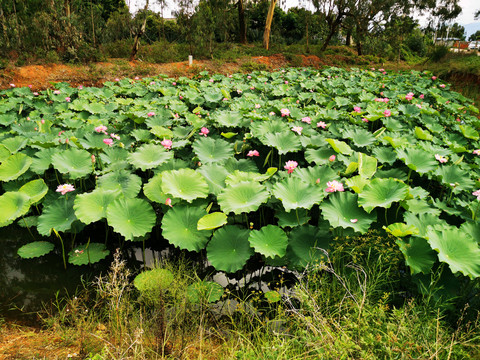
xmin=459 ymin=125 xmax=479 ymax=140
xmin=192 ymin=137 xmax=234 ymax=164
xmin=161 ymin=168 xmax=209 ymax=202
xmin=0 ymin=153 xmax=32 ymax=181
xmin=128 ymin=143 xmax=173 ymax=171
xmin=0 ymin=191 xmax=32 ymax=227
xmin=187 ymin=281 xmax=224 ymax=303
xmin=97 ymin=170 xmax=142 ymax=198
xmin=358 ymin=178 xmax=409 ymax=213
xmin=68 ymin=243 xmax=110 ymax=265
xmin=31 ymin=148 xmax=56 ymax=174
xmin=248 ymin=225 xmax=288 ymax=258
xmin=304 ymin=148 xmax=337 ymax=165
xmin=372 ymin=147 xmax=397 ymax=164
xmin=292 ymin=166 xmax=338 ymax=185
xmin=287 ymin=224 xmax=332 ymax=270
xmin=100 ymin=147 xmax=129 ymax=171
xmin=17 ymin=241 xmax=55 ymax=259
xmin=345 ymin=175 xmax=370 ymax=193
xmin=263 ymin=132 xmax=302 ymax=155
xmin=37 ymin=196 xmax=77 ymax=236
xmin=197 ymin=212 xmax=228 ymax=231
xmin=344 ymin=128 xmax=376 ymax=147
xmin=162 ymin=205 xmax=211 ymax=252
xmin=17 ymin=216 xmax=38 ymax=228
xmin=358 ymin=152 xmax=377 ymax=179
xmin=224 ymin=158 xmax=258 ymax=173
xmin=325 ymin=138 xmax=353 ymax=155
xmin=403 ymin=212 xmax=440 ymax=237
xmin=18 ymin=179 xmax=48 ymax=204
xmin=143 ymin=174 xmax=169 ymax=204
xmin=320 ymin=191 xmax=376 ymax=234
xmin=414 ymin=127 xmax=433 ymax=141
xmin=2 ymin=136 xmax=27 ymax=153
xmin=426 ymin=227 xmax=480 ymax=279
xmin=275 ymin=208 xmax=310 ymax=227
xmin=51 ymin=148 xmax=93 ymax=179
xmin=204 ymin=90 xmax=224 ymax=103
xmin=272 ymin=177 xmax=324 ymax=212
xmin=225 ymin=169 xmax=275 ymax=186
xmin=74 ymin=189 xmax=119 ymax=225
xmin=460 ymin=221 xmax=480 ymax=244
xmin=402 ymin=199 xmax=441 ymax=216
xmin=214 ymin=111 xmax=248 ymax=127
xmin=0 ymin=144 xmax=10 ymax=161
xmin=396 ymin=148 xmax=437 ymax=174
xmin=106 ymin=198 xmax=156 ymax=241
xmin=197 ymin=164 xmax=229 ymax=196
xmin=217 ymin=181 xmax=269 ymax=214
xmin=434 ymin=165 xmax=474 ymax=191
xmin=396 ymin=237 xmax=437 ymax=275
xmin=207 ymin=225 xmax=253 ymax=273
xmin=385 ymin=223 xmax=419 ymax=237
xmin=134 ymin=268 xmax=174 ymax=293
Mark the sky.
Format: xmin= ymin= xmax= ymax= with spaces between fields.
xmin=127 ymin=0 xmax=479 ymax=26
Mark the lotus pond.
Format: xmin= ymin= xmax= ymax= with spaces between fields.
xmin=1 ymin=67 xmax=480 ymax=302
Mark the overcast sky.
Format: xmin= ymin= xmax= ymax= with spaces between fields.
xmin=127 ymin=0 xmax=479 ymax=25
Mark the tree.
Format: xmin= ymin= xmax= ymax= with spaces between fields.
xmin=130 ymin=0 xmax=149 ymax=60
xmin=263 ymin=0 xmax=277 ymax=50
xmin=469 ymin=30 xmax=480 ymax=41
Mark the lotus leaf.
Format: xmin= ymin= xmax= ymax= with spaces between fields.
xmin=272 ymin=177 xmax=324 ymax=212
xmin=0 ymin=153 xmax=32 ymax=181
xmin=106 ymin=198 xmax=156 ymax=240
xmin=17 ymin=241 xmax=55 ymax=259
xmin=218 ymin=180 xmax=270 ymax=214
xmin=248 ymin=225 xmax=288 ymax=258
xmin=192 ymin=137 xmax=234 ymax=164
xmin=358 ymin=178 xmax=409 ymax=213
xmin=161 ymin=168 xmax=209 ymax=202
xmin=51 ymin=148 xmax=92 ymax=179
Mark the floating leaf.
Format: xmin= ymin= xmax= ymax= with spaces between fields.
xmin=214 ymin=111 xmax=248 ymax=127
xmin=161 ymin=168 xmax=209 ymax=202
xmin=97 ymin=170 xmax=142 ymax=198
xmin=68 ymin=243 xmax=110 ymax=265
xmin=17 ymin=241 xmax=54 ymax=259
xmin=197 ymin=212 xmax=228 ymax=230
xmin=128 ymin=143 xmax=173 ymax=171
xmin=218 ymin=181 xmax=270 ymax=214
xmin=248 ymin=225 xmax=288 ymax=258
xmin=0 ymin=153 xmax=32 ymax=181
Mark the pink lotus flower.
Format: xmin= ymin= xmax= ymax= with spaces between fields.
xmin=379 ymin=68 xmax=384 ymax=72
xmin=247 ymin=150 xmax=259 ymax=157
xmin=103 ymin=138 xmax=113 ymax=146
xmin=150 ymin=81 xmax=155 ymax=85
xmin=209 ymin=79 xmax=214 ymax=83
xmin=432 ymin=76 xmax=437 ymax=80
xmin=58 ymin=131 xmax=64 ymax=136
xmin=473 ymin=190 xmax=480 ymax=200
xmin=285 ymin=81 xmax=288 ymax=84
xmin=473 ymin=149 xmax=480 ymax=155
xmin=325 ymin=180 xmax=344 ymax=193
xmin=291 ymin=126 xmax=303 ymax=135
xmin=95 ymin=125 xmax=107 ymax=133
xmin=317 ymin=121 xmax=327 ymax=129
xmin=237 ymin=89 xmax=243 ymax=94
xmin=200 ymin=127 xmax=209 ymax=137
xmin=161 ymin=139 xmax=172 ymax=150
xmin=247 ymin=75 xmax=252 ymax=79
xmin=284 ymin=160 xmax=298 ymax=174
xmin=435 ymin=154 xmax=448 ymax=163
xmin=78 ymin=85 xmax=83 ymax=89
xmin=65 ymin=97 xmax=71 ymax=102
xmin=269 ymin=112 xmax=276 ymax=116
xmin=255 ymin=104 xmax=261 ymax=109
xmin=179 ymin=96 xmax=183 ymax=99
xmin=362 ymin=118 xmax=369 ymax=122
xmin=56 ymin=183 xmax=75 ymax=195
xmin=440 ymin=84 xmax=446 ymax=88
xmin=250 ymin=86 xmax=255 ymax=90
xmin=134 ymin=76 xmax=140 ymax=80
xmin=350 ymin=219 xmax=358 ymax=223
xmin=91 ymin=154 xmax=96 ymax=163
xmin=315 ymin=178 xmax=320 ymax=184
xmin=9 ymin=83 xmax=15 ymax=87
xmin=165 ymin=198 xmax=173 ymax=207
xmin=405 ymin=92 xmax=414 ymax=101
xmin=353 ymin=106 xmax=361 ymax=113
xmin=280 ymin=108 xmax=290 ymax=117
xmin=301 ymin=117 xmax=311 ymax=124
xmin=383 ymin=110 xmax=391 ymax=117
xmin=172 ymin=82 xmax=176 ymax=85
xmin=110 ymin=133 xmax=120 ymax=140
xmin=147 ymin=112 xmax=155 ymax=117
xmin=33 ymin=92 xmax=39 ymax=96
xmin=329 ymin=155 xmax=336 ymax=162
xmin=419 ymin=94 xmax=424 ymax=99
xmin=41 ymin=119 xmax=45 ymax=124
xmin=383 ymin=98 xmax=389 ymax=103
xmin=53 ymin=90 xmax=60 ymax=95
xmin=28 ymin=84 xmax=32 ymax=89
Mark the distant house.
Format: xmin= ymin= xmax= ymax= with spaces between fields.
xmin=453 ymin=40 xmax=469 ymax=49
xmin=434 ymin=38 xmax=460 ymax=47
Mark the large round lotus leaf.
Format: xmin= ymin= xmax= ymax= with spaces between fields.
xmin=143 ymin=174 xmax=169 ymax=204
xmin=344 ymin=128 xmax=376 ymax=147
xmin=99 ymin=147 xmax=129 ymax=171
xmin=460 ymin=221 xmax=480 ymax=243
xmin=434 ymin=165 xmax=474 ymax=191
xmin=197 ymin=212 xmax=227 ymax=231
xmin=250 ymin=119 xmax=289 ymax=139
xmin=403 ymin=212 xmax=439 ymax=237
xmin=385 ymin=222 xmax=419 ymax=237
xmin=248 ymin=225 xmax=288 ymax=258
xmin=345 ymin=175 xmax=370 ymax=193
xmin=161 ymin=205 xmax=211 ymax=252
xmin=224 ymin=158 xmax=258 ymax=173
xmin=275 ymin=209 xmax=310 ymax=227
xmin=17 ymin=215 xmax=38 ymax=228
xmin=106 ymin=198 xmax=156 ymax=241
xmin=204 ymin=90 xmax=224 ymax=103
xmin=192 ymin=137 xmax=234 ymax=164
xmin=272 ymin=177 xmax=324 ymax=212
xmin=68 ymin=243 xmax=110 ymax=265
xmin=305 ymin=148 xmax=337 ymax=165
xmin=51 ymin=148 xmax=92 ymax=179
xmin=161 ymin=168 xmax=209 ymax=203
xmin=134 ymin=268 xmax=174 ymax=293
xmin=396 ymin=237 xmax=436 ymax=275
xmin=401 ymin=199 xmax=440 ymax=216
xmin=292 ymin=166 xmax=338 ymax=185
xmin=372 ymin=147 xmax=397 ymax=165
xmin=18 ymin=179 xmax=48 ymax=204
xmin=426 ymin=226 xmax=480 ymax=279
xmin=263 ymin=132 xmax=302 ymax=155
xmin=2 ymin=136 xmax=27 ymax=153
xmin=207 ymin=225 xmax=253 ymax=273
xmin=395 ymin=148 xmax=437 ymax=174
xmin=17 ymin=241 xmax=55 ymax=259
xmin=217 ymin=181 xmax=270 ymax=214
xmin=0 ymin=153 xmax=32 ymax=181
xmin=187 ymin=281 xmax=224 ymax=303
xmin=0 ymin=192 xmax=32 ymax=227
xmin=97 ymin=170 xmax=142 ymax=198
xmin=214 ymin=111 xmax=249 ymax=127
xmin=320 ymin=191 xmax=376 ymax=234
xmin=225 ymin=170 xmax=273 ymax=186
xmin=37 ymin=197 xmax=77 ymax=236
xmin=287 ymin=224 xmax=332 ymax=270
xmin=358 ymin=178 xmax=409 ymax=213
xmin=74 ymin=189 xmax=118 ymax=225
xmin=198 ymin=164 xmax=229 ymax=195
xmin=31 ymin=148 xmax=56 ymax=174
xmin=128 ymin=143 xmax=173 ymax=171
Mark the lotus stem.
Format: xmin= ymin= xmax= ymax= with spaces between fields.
xmin=473 ymin=201 xmax=480 ymax=221
xmin=406 ymin=168 xmax=412 ymax=184
xmin=296 ymin=208 xmax=301 ymax=225
xmin=142 ymin=239 xmax=146 ymax=265
xmin=53 ymin=228 xmax=67 ymax=270
xmin=384 ymin=208 xmax=389 ymax=226
xmin=22 ymin=216 xmax=35 ymax=240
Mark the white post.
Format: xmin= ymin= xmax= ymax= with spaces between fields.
xmin=188 ymin=55 xmax=193 ymax=67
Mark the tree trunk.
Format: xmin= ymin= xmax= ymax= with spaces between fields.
xmin=346 ymin=30 xmax=351 ymax=46
xmin=90 ymin=1 xmax=96 ymax=47
xmin=130 ymin=0 xmax=149 ymax=61
xmin=0 ymin=7 xmax=10 ymax=48
xmin=306 ymin=19 xmax=309 ymax=52
xmin=238 ymin=0 xmax=246 ymax=44
xmin=320 ymin=15 xmax=344 ymax=52
xmin=262 ymin=0 xmax=277 ymax=50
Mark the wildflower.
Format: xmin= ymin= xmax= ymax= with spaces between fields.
xmin=473 ymin=149 xmax=480 ymax=155
xmin=280 ymin=108 xmax=290 ymax=117
xmin=103 ymin=138 xmax=113 ymax=146
xmin=161 ymin=139 xmax=172 ymax=150
xmin=110 ymin=133 xmax=120 ymax=140
xmin=350 ymin=219 xmax=358 ymax=223
xmin=56 ymin=183 xmax=75 ymax=195
xmin=353 ymin=106 xmax=362 ymax=113
xmin=435 ymin=154 xmax=448 ymax=163
xmin=291 ymin=126 xmax=303 ymax=135
xmin=65 ymin=97 xmax=71 ymax=102
xmin=53 ymin=90 xmax=60 ymax=95
xmin=255 ymin=104 xmax=261 ymax=109
xmin=473 ymin=190 xmax=480 ymax=200
xmin=440 ymin=84 xmax=446 ymax=88
xmin=200 ymin=127 xmax=209 ymax=137
xmin=95 ymin=125 xmax=107 ymax=133
xmin=147 ymin=112 xmax=155 ymax=117
xmin=284 ymin=160 xmax=298 ymax=174
xmin=91 ymin=154 xmax=96 ymax=163
xmin=383 ymin=109 xmax=391 ymax=117
xmin=301 ymin=116 xmax=311 ymax=124
xmin=247 ymin=150 xmax=260 ymax=157
xmin=325 ymin=180 xmax=344 ymax=193
xmin=329 ymin=155 xmax=336 ymax=162
xmin=317 ymin=121 xmax=327 ymax=129
xmin=165 ymin=198 xmax=173 ymax=207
